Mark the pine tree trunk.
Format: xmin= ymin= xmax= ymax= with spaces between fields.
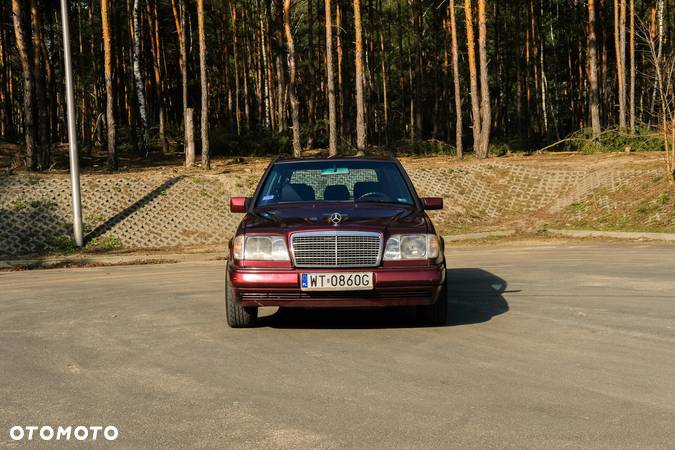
xmin=529 ymin=0 xmax=539 ymax=136
xmin=408 ymin=41 xmax=415 ymax=140
xmin=477 ymin=0 xmax=491 ymax=158
xmin=397 ymin=1 xmax=406 ymax=141
xmin=524 ymin=24 xmax=531 ymax=139
xmin=628 ymin=0 xmax=635 ymax=133
xmin=413 ymin=0 xmax=423 ymax=141
xmin=132 ymin=0 xmax=149 ymax=153
xmin=88 ymin=0 xmax=100 ymax=146
xmin=185 ymin=107 xmax=195 ymax=167
xmin=0 ymin=6 xmax=13 ymax=139
xmin=0 ymin=13 xmax=6 ymax=138
xmin=538 ymin=0 xmax=548 ymax=134
xmin=170 ymin=0 xmax=188 ymax=153
xmin=588 ymin=0 xmax=602 ymax=137
xmin=241 ymin=8 xmax=251 ymax=129
xmin=325 ymin=0 xmax=338 ymax=156
xmin=464 ymin=0 xmax=481 ymax=156
xmin=43 ymin=6 xmax=56 ymax=140
xmin=283 ymin=0 xmax=302 ymax=157
xmin=101 ymin=0 xmax=117 ymax=169
xmin=380 ymin=30 xmax=388 ymax=144
xmin=274 ymin=1 xmax=286 ymax=132
xmin=11 ymin=0 xmax=36 ymax=169
xmin=306 ymin=0 xmax=316 ymax=147
xmin=221 ymin=8 xmax=233 ymax=128
xmin=614 ymin=0 xmax=625 ymax=128
xmin=147 ymin=0 xmax=168 ymax=153
xmin=179 ymin=0 xmax=189 ymax=147
xmin=449 ymin=0 xmax=463 ymax=159
xmin=230 ymin=0 xmax=241 ymax=134
xmin=265 ymin=5 xmax=277 ymax=131
xmin=242 ymin=9 xmax=252 ymax=130
xmin=198 ymin=0 xmax=210 ymax=169
xmin=275 ymin=54 xmax=286 ymax=133
xmin=336 ymin=1 xmax=344 ymax=139
xmin=30 ymin=0 xmax=49 ymax=170
xmin=649 ymin=0 xmax=664 ymax=118
xmin=601 ymin=8 xmax=609 ymax=125
xmin=257 ymin=4 xmax=273 ymax=130
xmin=252 ymin=19 xmax=262 ymax=127
xmin=618 ymin=0 xmax=627 ymax=128
xmin=353 ymin=0 xmax=366 ymax=153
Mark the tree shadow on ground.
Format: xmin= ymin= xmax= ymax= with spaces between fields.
xmin=0 ymin=204 xmax=71 ymax=259
xmin=0 ymin=176 xmax=72 ymax=258
xmin=260 ymin=268 xmax=510 ymax=329
xmin=1 ymin=175 xmax=185 ymax=260
xmin=85 ymin=176 xmax=184 ymax=245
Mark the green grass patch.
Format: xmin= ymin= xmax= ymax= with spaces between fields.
xmin=557 ymin=127 xmax=664 ymax=154
xmin=86 ymin=235 xmax=123 ymax=252
xmin=13 ymin=201 xmax=27 ymax=210
xmin=636 ymin=204 xmax=655 ymax=214
xmin=568 ymin=202 xmax=585 ymax=212
xmin=46 ymin=235 xmax=78 ymax=255
xmin=190 ymin=176 xmax=208 ymax=185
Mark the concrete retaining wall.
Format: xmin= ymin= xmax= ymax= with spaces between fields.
xmin=0 ymin=160 xmax=662 ymax=257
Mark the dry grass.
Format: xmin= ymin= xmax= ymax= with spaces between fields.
xmin=549 ymin=175 xmax=675 ymax=233
xmin=3 ymin=141 xmax=673 ymax=235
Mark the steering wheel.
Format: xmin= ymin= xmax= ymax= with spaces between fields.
xmin=356 ymin=192 xmax=392 ymax=201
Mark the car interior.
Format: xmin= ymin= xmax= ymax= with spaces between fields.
xmin=279 ymin=181 xmax=392 ymax=202
xmin=323 ymin=185 xmax=351 ymax=201
xmin=260 ymin=163 xmax=414 ymax=206
xmin=280 ymin=183 xmax=316 ymax=202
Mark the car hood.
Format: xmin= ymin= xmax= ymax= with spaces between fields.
xmin=243 ymin=203 xmax=428 ymax=234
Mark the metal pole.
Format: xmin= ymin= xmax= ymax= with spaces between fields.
xmin=60 ymin=0 xmax=84 ymax=247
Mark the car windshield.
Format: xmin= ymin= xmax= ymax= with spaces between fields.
xmin=255 ymin=160 xmax=415 ymax=207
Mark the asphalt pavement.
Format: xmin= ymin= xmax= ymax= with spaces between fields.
xmin=1 ymin=242 xmax=674 ymax=448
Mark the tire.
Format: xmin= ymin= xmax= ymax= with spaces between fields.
xmin=225 ymin=270 xmax=258 ymax=328
xmin=417 ymin=282 xmax=448 ymax=325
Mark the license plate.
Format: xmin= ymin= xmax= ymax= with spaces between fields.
xmin=301 ymin=272 xmax=374 ymax=291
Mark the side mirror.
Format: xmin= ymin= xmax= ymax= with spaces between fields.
xmin=230 ymin=197 xmax=249 ymax=213
xmin=422 ymin=197 xmax=443 ymax=210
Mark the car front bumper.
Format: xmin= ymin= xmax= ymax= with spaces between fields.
xmin=229 ymin=265 xmax=446 ymax=307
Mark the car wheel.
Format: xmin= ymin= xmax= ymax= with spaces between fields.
xmin=417 ymin=282 xmax=448 ymax=325
xmin=226 ymin=270 xmax=258 ymax=328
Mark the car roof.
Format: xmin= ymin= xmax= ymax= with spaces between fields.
xmin=272 ymin=154 xmax=398 ymax=164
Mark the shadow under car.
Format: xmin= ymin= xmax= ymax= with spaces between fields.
xmin=257 ymin=268 xmax=510 ymax=329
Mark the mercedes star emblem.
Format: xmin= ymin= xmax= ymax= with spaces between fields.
xmin=329 ymin=212 xmax=342 ymax=225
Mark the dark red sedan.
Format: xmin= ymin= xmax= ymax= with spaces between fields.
xmin=226 ymin=155 xmax=446 ymax=327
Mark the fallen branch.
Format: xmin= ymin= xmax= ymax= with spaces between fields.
xmin=535 ymin=126 xmax=663 ymax=153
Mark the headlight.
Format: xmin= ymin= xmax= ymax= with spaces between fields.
xmin=232 ymin=235 xmax=290 ymax=261
xmin=383 ymin=234 xmax=439 ymax=260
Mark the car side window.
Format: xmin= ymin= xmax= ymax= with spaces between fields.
xmin=257 ymin=170 xmax=284 ymax=205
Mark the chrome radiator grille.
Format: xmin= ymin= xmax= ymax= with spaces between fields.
xmin=291 ymin=231 xmax=382 ymax=267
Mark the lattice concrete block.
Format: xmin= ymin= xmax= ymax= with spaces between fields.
xmin=0 ymin=163 xmax=662 ymax=257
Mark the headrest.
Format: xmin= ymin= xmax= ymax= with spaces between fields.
xmin=323 ymin=185 xmax=350 ymax=201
